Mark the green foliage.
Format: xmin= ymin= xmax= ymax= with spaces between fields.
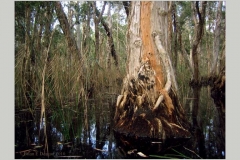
xmin=15 ymin=1 xmax=126 ymax=142
xmin=177 ymin=1 xmax=192 ymax=28
xmin=78 ymin=2 xmax=91 ymax=21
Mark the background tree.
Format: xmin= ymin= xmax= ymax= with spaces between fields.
xmin=211 ymin=1 xmax=223 ymax=75
xmin=55 ymin=1 xmax=80 ymax=59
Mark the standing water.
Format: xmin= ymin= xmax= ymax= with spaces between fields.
xmin=15 ymin=87 xmax=225 ymax=159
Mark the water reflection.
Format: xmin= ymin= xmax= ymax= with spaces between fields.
xmin=15 ymin=88 xmax=225 ymax=159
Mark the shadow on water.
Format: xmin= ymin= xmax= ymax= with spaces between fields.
xmin=15 ymin=86 xmax=225 ymax=159
xmin=15 ymin=95 xmax=124 ymax=159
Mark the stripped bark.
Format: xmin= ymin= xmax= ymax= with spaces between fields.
xmin=114 ymin=1 xmax=190 ymax=141
xmin=152 ymin=32 xmax=175 ymax=112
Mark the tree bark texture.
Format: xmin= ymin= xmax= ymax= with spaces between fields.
xmin=114 ymin=1 xmax=190 ymax=140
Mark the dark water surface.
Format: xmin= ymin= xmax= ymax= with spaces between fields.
xmin=15 ymin=88 xmax=225 ymax=159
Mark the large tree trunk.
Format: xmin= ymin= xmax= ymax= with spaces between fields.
xmin=114 ymin=1 xmax=190 ymax=141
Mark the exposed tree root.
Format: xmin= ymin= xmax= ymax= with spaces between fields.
xmin=114 ymin=52 xmax=191 ymax=140
xmin=114 ymin=1 xmax=190 ymax=145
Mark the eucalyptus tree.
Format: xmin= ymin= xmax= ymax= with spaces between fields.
xmin=114 ymin=1 xmax=191 ymax=140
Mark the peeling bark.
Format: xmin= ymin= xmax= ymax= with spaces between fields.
xmin=114 ymin=1 xmax=190 ymax=141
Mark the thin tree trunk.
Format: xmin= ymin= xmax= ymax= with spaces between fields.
xmin=23 ymin=2 xmax=33 ymax=109
xmin=43 ymin=2 xmax=52 ymax=49
xmin=83 ymin=94 xmax=89 ymax=144
xmin=91 ymin=2 xmax=118 ymax=67
xmin=82 ymin=2 xmax=91 ymax=56
xmin=92 ymin=1 xmax=106 ymax=62
xmin=106 ymin=2 xmax=112 ymax=68
xmin=36 ymin=23 xmax=43 ymax=53
xmin=76 ymin=23 xmax=81 ymax=55
xmin=191 ymin=1 xmax=207 ymax=82
xmin=211 ymin=1 xmax=222 ymax=75
xmin=190 ymin=2 xmax=207 ymax=158
xmin=31 ymin=5 xmax=40 ymax=65
xmin=116 ymin=4 xmax=120 ymax=55
xmin=39 ymin=30 xmax=54 ymax=158
xmin=172 ymin=2 xmax=178 ymax=70
xmin=55 ymin=1 xmax=80 ymax=59
xmin=75 ymin=2 xmax=82 ymax=55
xmin=168 ymin=2 xmax=173 ymax=60
xmin=179 ymin=29 xmax=194 ymax=74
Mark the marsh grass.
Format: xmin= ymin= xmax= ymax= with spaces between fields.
xmin=15 ymin=32 xmax=125 ymax=148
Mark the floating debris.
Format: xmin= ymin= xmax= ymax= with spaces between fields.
xmin=137 ymin=152 xmax=148 ymax=157
xmin=151 ymin=141 xmax=162 ymax=144
xmin=127 ymin=149 xmax=137 ymax=155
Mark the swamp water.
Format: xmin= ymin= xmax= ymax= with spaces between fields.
xmin=15 ymin=87 xmax=225 ymax=159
